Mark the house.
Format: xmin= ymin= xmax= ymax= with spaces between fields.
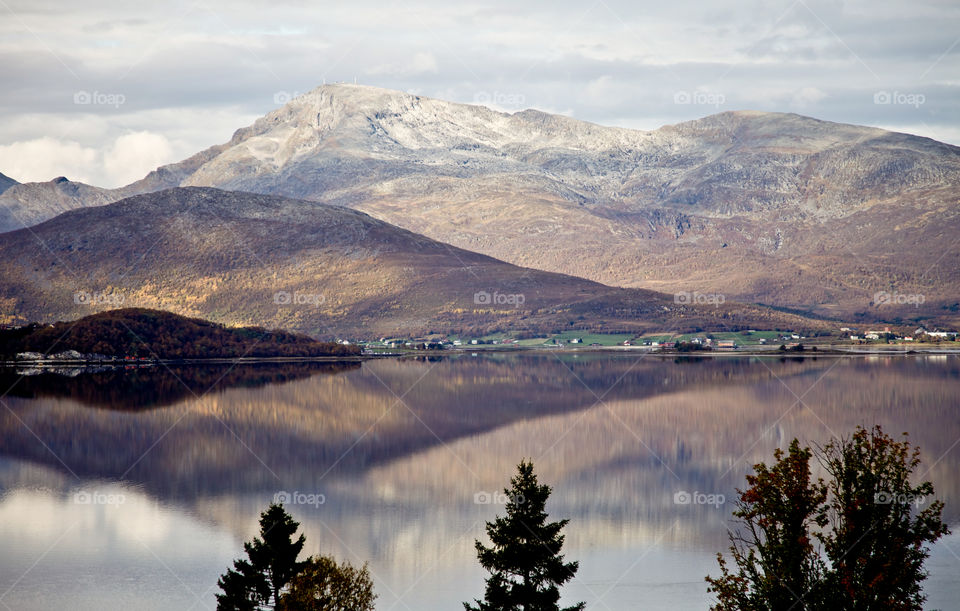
xmin=865 ymin=333 xmax=880 ymax=340
xmin=569 ymin=338 xmax=581 ymax=344
xmin=850 ymin=335 xmax=861 ymax=341
xmin=717 ymin=340 xmax=737 ymax=349
xmin=470 ymin=339 xmax=479 ymax=345
xmin=758 ymin=338 xmax=767 ymax=344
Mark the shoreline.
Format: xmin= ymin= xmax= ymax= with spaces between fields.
xmin=2 ymin=345 xmax=959 ymax=367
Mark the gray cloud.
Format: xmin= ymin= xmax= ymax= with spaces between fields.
xmin=0 ymin=0 xmax=957 ymax=186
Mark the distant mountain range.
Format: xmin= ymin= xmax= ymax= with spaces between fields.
xmin=1 ymin=84 xmax=957 ymax=329
xmin=0 ymin=187 xmax=821 ymax=337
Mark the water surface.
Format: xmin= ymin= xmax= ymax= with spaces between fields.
xmin=1 ymin=354 xmax=958 ymax=610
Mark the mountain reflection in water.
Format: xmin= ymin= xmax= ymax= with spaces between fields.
xmin=1 ymin=353 xmax=958 ymax=610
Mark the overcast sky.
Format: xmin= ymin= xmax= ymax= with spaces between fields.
xmin=1 ymin=0 xmax=957 ymax=187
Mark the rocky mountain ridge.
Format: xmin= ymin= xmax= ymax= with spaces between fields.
xmin=2 ymin=84 xmax=957 ymax=325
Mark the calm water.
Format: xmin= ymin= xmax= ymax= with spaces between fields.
xmin=1 ymin=354 xmax=958 ymax=610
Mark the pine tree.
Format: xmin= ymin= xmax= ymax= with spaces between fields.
xmin=465 ymin=460 xmax=584 ymax=611
xmin=217 ymin=503 xmax=308 ymax=610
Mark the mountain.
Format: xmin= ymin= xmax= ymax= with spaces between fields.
xmin=0 ymin=171 xmax=16 ymax=195
xmin=0 ymin=308 xmax=361 ymax=359
xmin=0 ymin=187 xmax=820 ymax=337
xmin=0 ymin=361 xmax=359 ymax=410
xmin=2 ymin=84 xmax=957 ymax=324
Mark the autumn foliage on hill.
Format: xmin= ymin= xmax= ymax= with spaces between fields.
xmin=0 ymin=308 xmax=361 ymax=359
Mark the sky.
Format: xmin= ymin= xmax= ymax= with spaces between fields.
xmin=0 ymin=0 xmax=957 ymax=188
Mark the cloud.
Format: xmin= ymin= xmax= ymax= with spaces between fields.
xmin=369 ymin=52 xmax=439 ymax=77
xmin=0 ymin=0 xmax=957 ymax=187
xmin=0 ymin=138 xmax=99 ymax=184
xmin=0 ymin=131 xmax=175 ymax=187
xmin=103 ymin=131 xmax=174 ymax=185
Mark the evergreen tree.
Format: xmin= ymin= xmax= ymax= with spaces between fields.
xmin=217 ymin=503 xmax=308 ymax=610
xmin=465 ymin=460 xmax=584 ymax=611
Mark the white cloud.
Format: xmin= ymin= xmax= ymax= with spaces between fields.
xmin=103 ymin=131 xmax=174 ymax=185
xmin=368 ymin=51 xmax=439 ymax=77
xmin=0 ymin=138 xmax=99 ymax=184
xmin=0 ymin=0 xmax=957 ymax=183
xmin=791 ymin=87 xmax=828 ymax=109
xmin=0 ymin=131 xmax=175 ymax=187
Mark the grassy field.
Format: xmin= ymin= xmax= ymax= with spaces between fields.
xmin=542 ymin=332 xmax=637 ymax=346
